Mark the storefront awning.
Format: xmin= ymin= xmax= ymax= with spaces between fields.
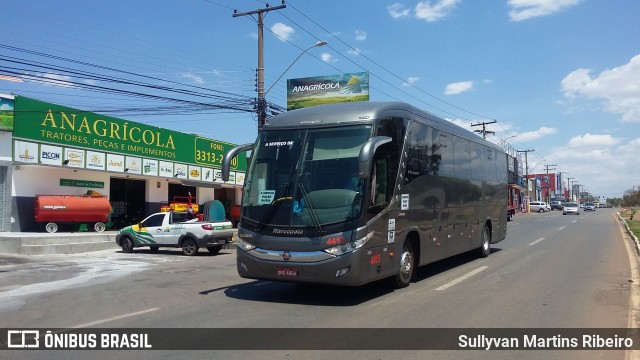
xmin=179 ymin=180 xmax=223 ymax=189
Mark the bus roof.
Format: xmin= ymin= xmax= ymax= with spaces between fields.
xmin=262 ymin=101 xmax=500 ymax=150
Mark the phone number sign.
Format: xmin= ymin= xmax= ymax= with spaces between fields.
xmin=193 ymin=137 xmax=246 ymax=172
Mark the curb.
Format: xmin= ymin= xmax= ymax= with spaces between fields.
xmin=616 ymin=212 xmax=640 ymax=256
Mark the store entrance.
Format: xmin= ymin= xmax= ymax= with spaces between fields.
xmin=214 ymin=188 xmax=236 ymax=217
xmin=109 ymin=178 xmax=146 ymax=229
xmin=168 ymin=183 xmax=197 ymax=205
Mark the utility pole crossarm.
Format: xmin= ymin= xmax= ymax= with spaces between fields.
xmin=232 ymin=3 xmax=287 ymax=18
xmin=471 ymin=120 xmax=497 ymax=139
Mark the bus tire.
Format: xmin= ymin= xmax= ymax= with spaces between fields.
xmin=477 ymin=224 xmax=491 ymax=258
xmin=393 ymin=241 xmax=415 ymax=288
xmin=181 ymin=238 xmax=198 ymax=256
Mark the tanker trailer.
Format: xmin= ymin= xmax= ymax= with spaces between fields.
xmin=34 ymin=195 xmax=112 ymax=233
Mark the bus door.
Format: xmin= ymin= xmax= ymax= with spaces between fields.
xmin=367 ymin=117 xmax=407 ymax=278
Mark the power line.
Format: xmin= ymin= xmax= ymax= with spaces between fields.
xmin=284 ymin=1 xmax=496 ymax=122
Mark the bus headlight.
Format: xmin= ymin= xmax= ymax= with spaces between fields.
xmin=323 ymin=231 xmax=373 ymax=256
xmin=236 ymin=237 xmax=256 ymax=251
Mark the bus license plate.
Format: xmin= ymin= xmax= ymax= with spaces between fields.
xmin=276 ymin=267 xmax=298 ymax=277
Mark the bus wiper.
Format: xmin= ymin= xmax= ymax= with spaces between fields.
xmin=298 ymin=182 xmax=324 ymax=233
xmin=257 ymin=181 xmax=291 ymax=231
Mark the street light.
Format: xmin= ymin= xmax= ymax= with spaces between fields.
xmin=497 ymin=135 xmax=517 ymax=153
xmin=500 ymin=135 xmax=517 ymax=144
xmin=264 ymin=40 xmax=328 ymax=97
xmin=530 ymin=158 xmax=547 ymax=173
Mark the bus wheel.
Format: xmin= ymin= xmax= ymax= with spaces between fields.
xmin=181 ymin=238 xmax=198 ymax=256
xmin=393 ymin=241 xmax=415 ymax=288
xmin=477 ymin=225 xmax=491 ymax=258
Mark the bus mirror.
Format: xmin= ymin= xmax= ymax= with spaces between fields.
xmin=222 ymin=143 xmax=254 ymax=181
xmin=358 ymin=136 xmax=392 ymax=178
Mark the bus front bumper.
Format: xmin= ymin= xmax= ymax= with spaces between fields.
xmin=236 ymin=247 xmax=376 ymax=286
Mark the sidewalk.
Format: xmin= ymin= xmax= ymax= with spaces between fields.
xmin=0 ymin=229 xmax=238 ymax=255
xmin=0 ymin=231 xmax=119 ymax=255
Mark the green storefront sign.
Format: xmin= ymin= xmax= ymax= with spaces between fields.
xmin=60 ymin=179 xmax=105 ymax=188
xmin=13 ymin=96 xmax=246 ymax=172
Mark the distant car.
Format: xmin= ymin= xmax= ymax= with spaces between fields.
xmin=584 ymin=202 xmax=596 ymax=211
xmin=563 ymin=202 xmax=580 ymax=215
xmin=550 ymin=201 xmax=563 ymax=211
xmin=529 ymin=201 xmax=549 ymax=213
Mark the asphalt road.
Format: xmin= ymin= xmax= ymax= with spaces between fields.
xmin=1 ymin=208 xmax=638 ymax=360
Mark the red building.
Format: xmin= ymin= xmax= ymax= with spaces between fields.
xmin=525 ymin=172 xmax=559 ymax=203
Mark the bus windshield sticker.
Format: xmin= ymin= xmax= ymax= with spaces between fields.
xmin=401 ymin=194 xmax=409 ymax=210
xmin=265 ymin=141 xmax=293 ymax=147
xmin=388 ymin=230 xmax=395 ymax=244
xmin=388 ymin=218 xmax=395 ymax=231
xmin=293 ymin=199 xmax=305 ymax=214
xmin=259 ymin=190 xmax=276 ymax=205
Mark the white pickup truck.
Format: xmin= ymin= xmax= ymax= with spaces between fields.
xmin=115 ymin=211 xmax=234 ymax=256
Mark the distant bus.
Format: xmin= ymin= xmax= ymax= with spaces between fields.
xmin=222 ymin=101 xmax=507 ymax=288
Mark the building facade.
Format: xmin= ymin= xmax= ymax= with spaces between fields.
xmin=0 ymin=94 xmax=247 ymax=232
xmin=524 ymin=172 xmax=563 ymax=203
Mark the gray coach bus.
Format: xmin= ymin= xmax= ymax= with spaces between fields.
xmin=222 ymin=101 xmax=507 ymax=288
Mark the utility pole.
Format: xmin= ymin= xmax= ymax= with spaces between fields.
xmin=517 ymin=149 xmax=535 ymax=210
xmin=233 ymin=1 xmax=287 ymax=130
xmin=471 ymin=120 xmax=496 ymax=139
xmin=544 ymin=164 xmax=557 ymax=203
xmin=566 ymin=177 xmax=574 ymax=201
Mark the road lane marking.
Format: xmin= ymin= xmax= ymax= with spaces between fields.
xmin=572 ymin=220 xmax=578 ymax=223
xmin=435 ymin=266 xmax=488 ymax=291
xmin=558 ymin=226 xmax=566 ymax=231
xmin=70 ymin=307 xmax=160 ymax=328
xmin=529 ymin=238 xmax=545 ymax=246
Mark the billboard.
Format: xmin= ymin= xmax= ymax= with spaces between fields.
xmin=0 ymin=94 xmax=14 ymax=131
xmin=287 ymin=72 xmax=369 ymax=110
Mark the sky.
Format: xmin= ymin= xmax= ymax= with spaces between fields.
xmin=0 ymin=0 xmax=639 ymax=199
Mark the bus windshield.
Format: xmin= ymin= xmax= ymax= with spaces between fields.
xmin=241 ymin=125 xmax=372 ymax=230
